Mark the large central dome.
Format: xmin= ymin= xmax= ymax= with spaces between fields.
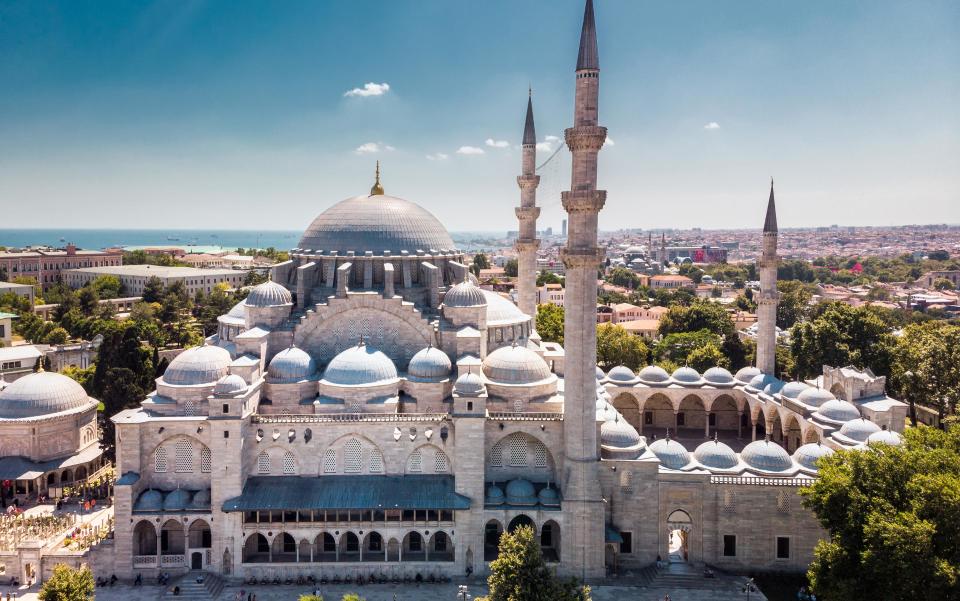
xmin=299 ymin=194 xmax=456 ymax=255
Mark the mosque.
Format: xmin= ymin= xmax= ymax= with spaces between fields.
xmin=97 ymin=0 xmax=910 ymax=583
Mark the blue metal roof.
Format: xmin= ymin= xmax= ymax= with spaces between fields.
xmin=222 ymin=475 xmax=471 ymax=512
xmin=605 ymin=525 xmax=623 ymax=544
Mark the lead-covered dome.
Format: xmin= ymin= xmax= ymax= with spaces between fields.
xmin=798 ymin=387 xmax=834 ymax=407
xmin=741 ymin=439 xmax=793 ymax=473
xmin=407 ymin=346 xmax=452 ymax=381
xmin=0 ymin=371 xmax=92 ymax=418
xmin=867 ymin=429 xmax=903 ymax=447
xmin=649 ymin=438 xmax=691 ymax=470
xmin=779 ymin=381 xmax=810 ymax=399
xmin=600 ymin=415 xmax=642 ymax=448
xmin=482 ymin=290 xmax=530 ymax=325
xmin=703 ymin=367 xmax=734 ymax=385
xmin=836 ymin=418 xmax=881 ymax=444
xmin=793 ymin=442 xmax=835 ymax=471
xmin=323 ymin=342 xmax=398 ymax=386
xmin=163 ymin=346 xmax=232 ymax=386
xmin=298 ymin=195 xmax=455 ymax=255
xmin=213 ymin=374 xmax=248 ymax=396
xmin=482 ymin=344 xmax=552 ymax=385
xmin=267 ymin=347 xmax=317 ymax=383
xmin=639 ymin=365 xmax=670 ymax=384
xmin=672 ymin=366 xmax=702 ymax=385
xmin=734 ymin=366 xmax=761 ymax=384
xmin=454 ymin=371 xmax=485 ymax=396
xmin=813 ymin=399 xmax=861 ymax=424
xmin=443 ymin=280 xmax=487 ymax=308
xmin=505 ymin=479 xmax=537 ymax=506
xmin=245 ymin=280 xmax=292 ymax=307
xmin=606 ymin=365 xmax=638 ymax=384
xmin=694 ymin=439 xmax=739 ymax=470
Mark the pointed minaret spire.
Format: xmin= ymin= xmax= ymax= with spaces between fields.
xmin=523 ymin=89 xmax=537 ymax=146
xmin=515 ymin=89 xmax=541 ymax=334
xmin=576 ymin=0 xmax=599 ymax=71
xmin=764 ymin=177 xmax=778 ymax=233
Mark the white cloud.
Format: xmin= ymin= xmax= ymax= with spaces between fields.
xmin=544 ymin=135 xmax=560 ymax=142
xmin=354 ymin=142 xmax=395 ymax=155
xmin=536 ymin=142 xmax=553 ymax=152
xmin=485 ymin=138 xmax=510 ymax=149
xmin=603 ymin=136 xmax=615 ymax=146
xmin=426 ymin=153 xmax=449 ymax=161
xmin=456 ymin=146 xmax=485 ymax=155
xmin=703 ymin=122 xmax=721 ymax=130
xmin=344 ymin=82 xmax=391 ymax=97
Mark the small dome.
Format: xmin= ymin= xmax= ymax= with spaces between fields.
xmin=734 ymin=366 xmax=761 ymax=383
xmin=0 ymin=371 xmax=91 ymax=418
xmin=482 ymin=290 xmax=530 ymax=325
xmin=164 ymin=346 xmax=232 ymax=386
xmin=485 ymin=485 xmax=505 ymax=506
xmin=407 ymin=346 xmax=452 ymax=381
xmin=649 ymin=438 xmax=691 ymax=470
xmin=227 ymin=300 xmax=246 ymax=318
xmin=779 ymin=381 xmax=810 ymax=399
xmin=244 ymin=280 xmax=292 ymax=307
xmin=741 ymin=439 xmax=793 ymax=473
xmin=798 ymin=387 xmax=835 ymax=407
xmin=747 ymin=373 xmax=781 ymax=394
xmin=538 ymin=486 xmax=560 ymax=507
xmin=867 ymin=429 xmax=903 ymax=447
xmin=595 ymin=367 xmax=606 ymax=381
xmin=638 ymin=365 xmax=670 ymax=384
xmin=606 ymin=365 xmax=637 ymax=383
xmin=671 ymin=366 xmax=702 ymax=385
xmin=763 ymin=380 xmax=785 ymax=395
xmin=837 ymin=418 xmax=881 ymax=443
xmin=793 ymin=443 xmax=835 ymax=471
xmin=601 ymin=415 xmax=642 ymax=448
xmin=189 ymin=489 xmax=212 ymax=509
xmin=134 ymin=489 xmax=163 ymax=511
xmin=213 ymin=374 xmax=247 ymax=396
xmin=482 ymin=344 xmax=552 ymax=385
xmin=694 ymin=439 xmax=739 ymax=470
xmin=702 ymin=367 xmax=734 ymax=385
xmin=323 ymin=342 xmax=398 ymax=386
xmin=505 ymin=479 xmax=537 ymax=506
xmin=454 ymin=371 xmax=485 ymax=396
xmin=596 ymin=401 xmax=618 ymax=423
xmin=814 ymin=399 xmax=861 ymax=423
xmin=443 ymin=280 xmax=487 ymax=308
xmin=162 ymin=488 xmax=193 ymax=511
xmin=267 ymin=347 xmax=317 ymax=383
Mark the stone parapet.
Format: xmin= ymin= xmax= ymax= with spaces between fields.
xmin=515 ymin=206 xmax=542 ymax=220
xmin=564 ymin=125 xmax=607 ymax=151
xmin=560 ymin=247 xmax=605 ymax=268
xmin=516 ymin=175 xmax=541 ymax=189
xmin=561 ymin=190 xmax=606 ymax=213
xmin=514 ymin=239 xmax=540 ymax=251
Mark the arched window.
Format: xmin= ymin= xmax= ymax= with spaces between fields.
xmin=533 ymin=441 xmax=548 ymax=468
xmin=490 ymin=442 xmax=503 ymax=468
xmin=174 ymin=439 xmax=193 ymax=473
xmin=434 ymin=450 xmax=449 ymax=473
xmin=508 ymin=436 xmax=527 ymax=467
xmin=154 ymin=447 xmax=168 ymax=473
xmin=344 ymin=439 xmax=362 ymax=473
xmin=257 ymin=452 xmax=271 ymax=474
xmin=322 ymin=449 xmax=336 ymax=474
xmin=369 ymin=448 xmax=384 ymax=474
xmin=200 ymin=447 xmax=212 ymax=473
xmin=282 ymin=451 xmax=296 ymax=475
xmin=408 ymin=449 xmax=423 ymax=473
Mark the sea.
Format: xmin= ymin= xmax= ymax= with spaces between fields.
xmin=0 ymin=229 xmax=508 ymax=253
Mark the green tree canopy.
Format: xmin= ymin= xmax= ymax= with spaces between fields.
xmin=38 ymin=564 xmax=95 ymax=601
xmin=141 ymin=276 xmax=165 ymax=303
xmin=776 ymin=280 xmax=813 ymax=329
xmin=504 ymin=258 xmax=518 ymax=278
xmin=654 ymin=329 xmax=722 ymax=367
xmin=658 ymin=300 xmax=734 ymax=337
xmin=790 ymin=302 xmax=896 ymax=379
xmin=687 ymin=342 xmax=728 ymax=372
xmin=890 ymin=321 xmax=960 ymax=424
xmin=536 ymin=303 xmax=564 ymax=345
xmin=596 ymin=323 xmax=649 ymax=370
xmin=800 ymin=425 xmax=960 ymax=600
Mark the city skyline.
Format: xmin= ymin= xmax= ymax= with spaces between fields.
xmin=1 ymin=0 xmax=957 ymax=231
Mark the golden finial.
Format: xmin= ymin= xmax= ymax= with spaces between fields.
xmin=370 ymin=161 xmax=385 ymax=196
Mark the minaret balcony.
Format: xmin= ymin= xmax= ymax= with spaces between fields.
xmin=560 ymin=247 xmax=605 ymax=268
xmin=561 ymin=190 xmax=606 ymax=213
xmin=514 ymin=239 xmax=541 ymax=252
xmin=515 ymin=206 xmax=541 ymax=220
xmin=517 ymin=175 xmax=541 ymax=188
xmin=564 ymin=126 xmax=607 ymax=151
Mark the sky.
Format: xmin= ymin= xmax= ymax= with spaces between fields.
xmin=0 ymin=0 xmax=958 ymax=233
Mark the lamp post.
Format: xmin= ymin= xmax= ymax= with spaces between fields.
xmin=742 ymin=577 xmax=757 ymax=600
xmin=457 ymin=584 xmax=471 ymax=601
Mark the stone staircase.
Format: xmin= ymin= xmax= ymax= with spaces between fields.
xmin=648 ymin=562 xmax=759 ymax=595
xmin=163 ymin=572 xmax=224 ymax=600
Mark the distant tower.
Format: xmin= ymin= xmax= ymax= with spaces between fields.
xmin=562 ymin=219 xmax=568 ymax=238
xmin=560 ymin=0 xmax=606 ymax=579
xmin=515 ymin=89 xmax=541 ymax=330
xmin=757 ymin=179 xmax=779 ymax=375
xmin=660 ymin=232 xmax=667 ymax=271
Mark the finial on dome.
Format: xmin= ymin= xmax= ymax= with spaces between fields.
xmin=370 ymin=161 xmax=385 ymax=196
xmin=665 ymin=429 xmax=671 ymax=441
xmin=358 ymin=335 xmax=366 ymax=347
xmin=713 ymin=432 xmax=719 ymax=443
xmin=36 ymin=361 xmax=45 ymax=373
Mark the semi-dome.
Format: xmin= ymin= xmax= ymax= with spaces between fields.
xmin=734 ymin=366 xmax=761 ymax=383
xmin=164 ymin=346 xmax=232 ymax=386
xmin=407 ymin=346 xmax=452 ymax=381
xmin=596 ymin=367 xmax=605 ymax=381
xmin=163 ymin=488 xmax=193 ymax=511
xmin=813 ymin=399 xmax=861 ymax=424
xmin=443 ymin=280 xmax=487 ymax=308
xmin=741 ymin=439 xmax=793 ymax=473
xmin=134 ymin=489 xmax=163 ymax=512
xmin=600 ymin=415 xmax=642 ymax=448
xmin=485 ymin=485 xmax=505 ymax=506
xmin=793 ymin=442 xmax=835 ymax=471
xmin=798 ymin=387 xmax=835 ymax=407
xmin=649 ymin=438 xmax=691 ymax=470
xmin=267 ymin=347 xmax=317 ymax=383
xmin=482 ymin=290 xmax=530 ymax=325
xmin=836 ymin=418 xmax=881 ymax=443
xmin=606 ymin=365 xmax=638 ymax=383
xmin=0 ymin=370 xmax=92 ymax=418
xmin=245 ymin=280 xmax=292 ymax=307
xmin=213 ymin=374 xmax=248 ymax=396
xmin=323 ymin=342 xmax=398 ymax=386
xmin=538 ymin=486 xmax=560 ymax=507
xmin=702 ymin=367 xmax=734 ymax=385
xmin=672 ymin=366 xmax=702 ymax=385
xmin=638 ymin=365 xmax=670 ymax=384
xmin=482 ymin=344 xmax=552 ymax=385
xmin=298 ymin=194 xmax=455 ymax=255
xmin=454 ymin=371 xmax=485 ymax=396
xmin=504 ymin=479 xmax=537 ymax=506
xmin=694 ymin=439 xmax=739 ymax=470
xmin=779 ymin=381 xmax=810 ymax=399
xmin=189 ymin=489 xmax=212 ymax=510
xmin=867 ymin=429 xmax=903 ymax=447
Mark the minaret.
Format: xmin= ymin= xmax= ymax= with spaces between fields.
xmin=756 ymin=178 xmax=779 ymax=375
xmin=660 ymin=232 xmax=667 ymax=271
xmin=515 ymin=89 xmax=541 ymax=333
xmin=560 ymin=0 xmax=606 ymax=579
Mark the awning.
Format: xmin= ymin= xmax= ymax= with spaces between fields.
xmin=605 ymin=525 xmax=623 ymax=544
xmin=222 ymin=475 xmax=472 ymax=512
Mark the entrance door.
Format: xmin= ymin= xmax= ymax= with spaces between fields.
xmin=666 ymin=509 xmax=693 ymax=563
xmin=191 ymin=552 xmax=203 ymax=570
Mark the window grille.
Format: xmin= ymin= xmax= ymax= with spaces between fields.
xmin=322 ymin=449 xmax=336 ymax=473
xmin=344 ymin=439 xmax=362 ymax=473
xmin=513 ymin=399 xmax=523 ymax=412
xmin=257 ymin=452 xmax=271 ymax=474
xmin=369 ymin=448 xmax=384 ymax=474
xmin=434 ymin=451 xmax=449 ymax=473
xmin=200 ymin=447 xmax=212 ymax=473
xmin=154 ymin=447 xmax=168 ymax=473
xmin=533 ymin=441 xmax=548 ymax=468
xmin=408 ymin=449 xmax=423 ymax=473
xmin=509 ymin=436 xmax=527 ymax=467
xmin=174 ymin=439 xmax=193 ymax=473
xmin=282 ymin=451 xmax=296 ymax=475
xmin=490 ymin=442 xmax=503 ymax=468
xmin=777 ymin=491 xmax=789 ymax=514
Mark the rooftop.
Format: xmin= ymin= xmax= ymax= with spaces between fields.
xmin=66 ymin=265 xmax=238 ymax=278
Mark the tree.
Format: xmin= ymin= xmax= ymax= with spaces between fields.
xmin=800 ymin=425 xmax=960 ymax=600
xmin=479 ymin=525 xmax=591 ymax=601
xmin=687 ymin=343 xmax=728 ymax=372
xmin=38 ymin=564 xmax=95 ymax=601
xmin=596 ymin=323 xmax=649 ymax=370
xmin=141 ymin=276 xmax=165 ymax=303
xmin=504 ymin=258 xmax=518 ymax=277
xmin=471 ymin=253 xmax=491 ymax=277
xmin=933 ymin=278 xmax=956 ymax=291
xmin=77 ymin=287 xmax=99 ymax=316
xmin=890 ymin=322 xmax=960 ymax=425
xmin=44 ymin=326 xmax=70 ymax=344
xmin=789 ymin=302 xmax=896 ymax=379
xmin=536 ymin=304 xmax=564 ymax=345
xmin=91 ymin=275 xmax=123 ymax=299
xmin=299 ymin=596 xmax=323 ymax=601
xmin=776 ymin=280 xmax=813 ymax=329
xmin=536 ymin=270 xmax=563 ymax=287
xmin=654 ymin=329 xmax=722 ymax=367
xmin=658 ymin=300 xmax=734 ymax=337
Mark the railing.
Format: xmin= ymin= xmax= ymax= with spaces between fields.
xmin=160 ymin=554 xmax=186 ymax=566
xmin=487 ymin=412 xmax=563 ymax=421
xmin=133 ymin=555 xmax=158 ymax=567
xmin=710 ymin=476 xmax=816 ymax=487
xmin=253 ymin=413 xmax=449 ymax=424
